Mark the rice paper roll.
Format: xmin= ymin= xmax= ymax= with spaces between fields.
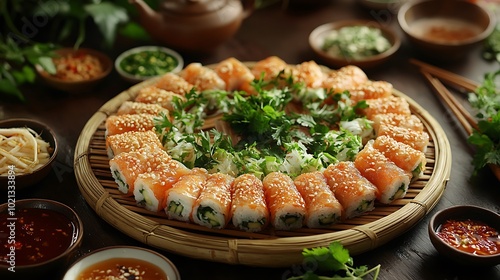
xmin=214 ymin=57 xmax=255 ymax=92
xmin=116 ymin=101 xmax=169 ymax=116
xmin=105 ymin=130 xmax=162 ymax=159
xmin=192 ymin=173 xmax=234 ymax=229
xmin=109 ymin=146 xmax=171 ymax=196
xmin=231 ymin=173 xmax=270 ymax=232
xmin=377 ymin=123 xmax=430 ymax=153
xmin=262 ymin=172 xmax=306 ymax=231
xmin=348 ymin=80 xmax=393 ymax=103
xmin=154 ymin=72 xmax=195 ymax=96
xmin=361 ymin=96 xmax=411 ymax=119
xmin=179 ymin=62 xmax=226 ymax=92
xmin=373 ymin=135 xmax=427 ymax=181
xmin=354 ymin=141 xmax=411 ymax=204
xmin=371 ymin=113 xmax=424 ymax=133
xmin=293 ymin=171 xmax=343 ymax=228
xmin=104 ymin=113 xmax=156 ymax=137
xmin=323 ymin=161 xmax=378 ymax=219
xmin=133 ymin=159 xmax=192 ymax=212
xmin=165 ymin=168 xmax=208 ymax=222
xmin=135 ymin=86 xmax=185 ymax=111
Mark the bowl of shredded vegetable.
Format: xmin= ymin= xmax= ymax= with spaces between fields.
xmin=0 ymin=118 xmax=58 ymax=190
xmin=36 ymin=48 xmax=112 ymax=93
xmin=309 ymin=20 xmax=400 ymax=69
xmin=115 ymin=46 xmax=184 ymax=83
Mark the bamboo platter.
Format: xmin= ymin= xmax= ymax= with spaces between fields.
xmin=74 ymin=64 xmax=451 ymax=267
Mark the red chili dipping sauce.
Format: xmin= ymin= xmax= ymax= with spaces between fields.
xmin=0 ymin=208 xmax=75 ymax=266
xmin=436 ymin=219 xmax=500 ymax=256
xmin=77 ymin=258 xmax=168 ymax=280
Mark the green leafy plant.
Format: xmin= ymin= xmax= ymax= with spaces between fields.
xmin=467 ymin=70 xmax=500 ymax=175
xmin=287 ymin=241 xmax=381 ymax=280
xmin=0 ymin=36 xmax=56 ymax=101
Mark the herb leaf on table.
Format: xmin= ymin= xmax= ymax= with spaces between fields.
xmin=288 ymin=241 xmax=381 ymax=280
xmin=467 ymin=70 xmax=500 ymax=174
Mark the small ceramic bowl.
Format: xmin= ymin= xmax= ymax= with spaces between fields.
xmin=115 ymin=46 xmax=184 ymax=83
xmin=0 ymin=199 xmax=83 ymax=279
xmin=36 ymin=47 xmax=112 ymax=93
xmin=428 ymin=205 xmax=500 ymax=267
xmin=309 ymin=20 xmax=400 ymax=69
xmin=63 ymin=246 xmax=181 ymax=280
xmin=398 ymin=0 xmax=495 ymax=61
xmin=0 ymin=118 xmax=58 ymax=191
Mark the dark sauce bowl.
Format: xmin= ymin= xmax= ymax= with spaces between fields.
xmin=0 ymin=199 xmax=83 ymax=279
xmin=428 ymin=205 xmax=500 ymax=267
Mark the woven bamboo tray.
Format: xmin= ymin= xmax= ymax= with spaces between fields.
xmin=74 ymin=66 xmax=451 ymax=267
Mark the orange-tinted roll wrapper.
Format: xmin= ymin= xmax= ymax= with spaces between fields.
xmin=105 ymin=130 xmax=163 ymax=159
xmin=192 ymin=173 xmax=234 ymax=229
xmin=231 ymin=173 xmax=270 ymax=232
xmin=377 ymin=123 xmax=430 ymax=153
xmin=373 ymin=135 xmax=426 ymax=180
xmin=324 ymin=161 xmax=378 ymax=219
xmin=165 ymin=168 xmax=208 ymax=222
xmin=354 ymin=141 xmax=411 ymax=204
xmin=262 ymin=172 xmax=306 ymax=231
xmin=109 ymin=146 xmax=170 ymax=196
xmin=133 ymin=159 xmax=192 ymax=212
xmin=294 ymin=171 xmax=343 ymax=228
xmin=104 ymin=113 xmax=156 ymax=137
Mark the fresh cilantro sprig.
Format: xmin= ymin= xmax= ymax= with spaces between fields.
xmin=288 ymin=241 xmax=381 ymax=280
xmin=467 ymin=70 xmax=500 ymax=175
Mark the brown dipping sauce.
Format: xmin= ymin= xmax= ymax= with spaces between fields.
xmin=77 ymin=258 xmax=168 ymax=280
xmin=0 ymin=208 xmax=75 ymax=266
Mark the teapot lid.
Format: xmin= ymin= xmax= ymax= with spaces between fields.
xmin=161 ymin=0 xmax=227 ymax=15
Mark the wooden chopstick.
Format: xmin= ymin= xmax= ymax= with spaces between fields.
xmin=420 ymin=70 xmax=478 ymax=135
xmin=410 ymin=58 xmax=479 ymax=92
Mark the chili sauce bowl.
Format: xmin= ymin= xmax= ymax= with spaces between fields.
xmin=309 ymin=20 xmax=400 ymax=69
xmin=428 ymin=205 xmax=500 ymax=267
xmin=0 ymin=199 xmax=83 ymax=279
xmin=398 ymin=0 xmax=495 ymax=61
xmin=35 ymin=47 xmax=112 ymax=93
xmin=0 ymin=118 xmax=58 ymax=191
xmin=63 ymin=246 xmax=181 ymax=280
xmin=115 ymin=46 xmax=184 ymax=83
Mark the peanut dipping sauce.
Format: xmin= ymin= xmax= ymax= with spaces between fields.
xmin=436 ymin=219 xmax=500 ymax=256
xmin=77 ymin=258 xmax=168 ymax=280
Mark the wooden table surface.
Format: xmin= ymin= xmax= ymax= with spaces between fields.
xmin=2 ymin=1 xmax=500 ymax=279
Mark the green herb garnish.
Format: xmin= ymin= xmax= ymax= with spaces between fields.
xmin=467 ymin=70 xmax=500 ymax=175
xmin=288 ymin=241 xmax=381 ymax=280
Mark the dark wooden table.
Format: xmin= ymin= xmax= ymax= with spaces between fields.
xmin=2 ymin=1 xmax=500 ymax=279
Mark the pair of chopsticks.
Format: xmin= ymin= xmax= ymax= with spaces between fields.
xmin=411 ymin=59 xmax=500 ymax=182
xmin=409 ymin=59 xmax=479 ymax=136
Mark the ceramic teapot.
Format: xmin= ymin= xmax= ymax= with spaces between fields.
xmin=129 ymin=0 xmax=254 ymax=53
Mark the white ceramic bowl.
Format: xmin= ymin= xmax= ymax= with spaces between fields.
xmin=63 ymin=246 xmax=180 ymax=280
xmin=115 ymin=46 xmax=184 ymax=83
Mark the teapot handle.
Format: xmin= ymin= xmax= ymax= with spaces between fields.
xmin=241 ymin=0 xmax=255 ymax=19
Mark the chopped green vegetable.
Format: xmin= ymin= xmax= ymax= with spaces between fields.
xmin=322 ymin=26 xmax=391 ymax=60
xmin=467 ymin=70 xmax=500 ymax=175
xmin=120 ymin=49 xmax=179 ymax=77
xmin=288 ymin=241 xmax=381 ymax=280
xmin=153 ymin=73 xmax=370 ymax=179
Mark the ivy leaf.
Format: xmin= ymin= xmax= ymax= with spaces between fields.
xmin=119 ymin=22 xmax=151 ymax=41
xmin=85 ymin=2 xmax=129 ymax=48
